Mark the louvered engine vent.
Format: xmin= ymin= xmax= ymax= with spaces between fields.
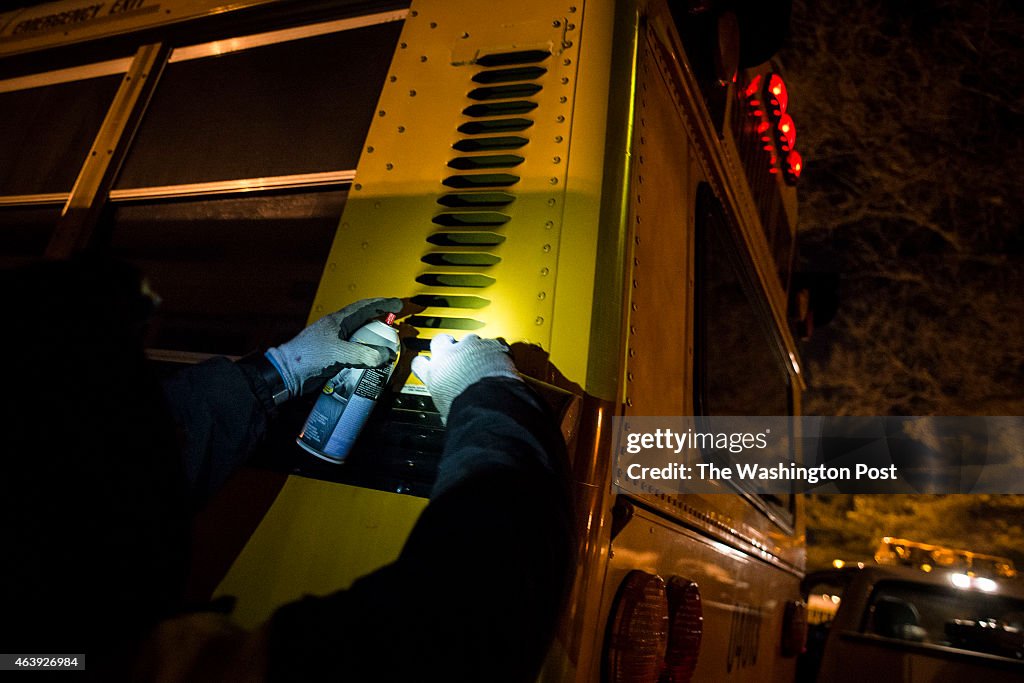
xmin=412 ymin=49 xmax=550 ymax=349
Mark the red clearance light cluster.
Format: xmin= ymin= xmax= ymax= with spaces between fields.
xmin=604 ymin=571 xmax=704 ymax=683
xmin=742 ymin=71 xmax=803 ymax=185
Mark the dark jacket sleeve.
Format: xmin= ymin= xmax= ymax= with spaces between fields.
xmin=266 ymin=377 xmax=576 ymax=683
xmin=160 ymin=357 xmax=273 ymax=508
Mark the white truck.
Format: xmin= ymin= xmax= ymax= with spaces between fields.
xmin=798 ymin=563 xmax=1024 ymax=682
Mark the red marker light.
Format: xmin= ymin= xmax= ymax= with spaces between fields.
xmin=767 ymin=74 xmax=789 ymax=114
xmin=784 ymin=149 xmax=803 ymax=185
xmin=743 ymin=74 xmax=763 ymax=99
xmin=789 ymin=151 xmax=802 ymax=176
xmin=777 ymin=113 xmax=796 ymax=151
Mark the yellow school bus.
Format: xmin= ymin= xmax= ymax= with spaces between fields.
xmin=0 ymin=0 xmax=807 ymax=680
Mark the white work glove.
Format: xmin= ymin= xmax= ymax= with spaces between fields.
xmin=266 ymin=297 xmax=402 ymax=399
xmin=410 ymin=334 xmax=521 ymax=423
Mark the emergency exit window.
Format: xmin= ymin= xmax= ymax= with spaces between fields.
xmin=102 ymin=13 xmax=404 ymax=356
xmin=107 ymin=190 xmax=343 ymax=356
xmin=0 ymin=68 xmax=123 ymax=196
xmin=114 ymin=19 xmax=402 ymax=189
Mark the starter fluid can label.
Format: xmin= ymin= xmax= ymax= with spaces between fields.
xmin=296 ymin=317 xmax=400 ymax=463
xmin=298 ymin=387 xmax=350 ymax=451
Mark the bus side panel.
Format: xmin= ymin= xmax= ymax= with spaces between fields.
xmin=214 ymin=479 xmax=427 ymax=628
xmin=587 ymin=8 xmax=804 ymax=682
xmin=309 ymin=0 xmax=597 ymax=381
xmin=621 ymin=16 xmax=697 ymax=420
xmin=602 ymin=506 xmax=801 ymax=683
xmin=217 ymin=0 xmax=611 ymax=628
xmin=620 ymin=5 xmax=804 ymax=574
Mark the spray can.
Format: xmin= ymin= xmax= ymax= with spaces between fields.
xmin=296 ymin=312 xmax=400 ymax=463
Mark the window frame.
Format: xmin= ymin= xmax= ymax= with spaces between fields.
xmin=692 ymin=182 xmax=798 ymax=530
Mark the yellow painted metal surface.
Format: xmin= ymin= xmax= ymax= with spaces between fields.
xmin=217 ymin=0 xmax=618 ymax=632
xmin=215 ymin=477 xmax=427 ymax=628
xmin=309 ymin=0 xmax=602 ymax=393
xmin=549 ymin=0 xmax=617 ymax=401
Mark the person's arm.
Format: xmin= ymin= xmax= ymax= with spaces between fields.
xmin=266 ymin=337 xmax=575 ymax=683
xmin=161 ymin=356 xmax=271 ymax=507
xmin=161 ymin=298 xmax=402 ymax=508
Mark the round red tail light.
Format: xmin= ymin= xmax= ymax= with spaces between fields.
xmin=662 ymin=578 xmax=703 ymax=683
xmin=605 ymin=571 xmax=669 ymax=683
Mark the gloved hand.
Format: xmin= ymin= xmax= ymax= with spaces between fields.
xmin=410 ymin=334 xmax=521 ymax=423
xmin=266 ymin=297 xmax=402 ymax=399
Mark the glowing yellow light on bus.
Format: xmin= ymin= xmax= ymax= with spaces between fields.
xmin=832 ymin=559 xmax=845 ymax=569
